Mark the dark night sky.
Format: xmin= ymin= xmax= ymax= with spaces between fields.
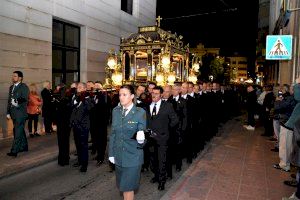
xmin=156 ymin=0 xmax=259 ymax=70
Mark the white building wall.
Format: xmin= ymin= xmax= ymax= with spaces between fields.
xmin=0 ymin=0 xmax=157 ymax=138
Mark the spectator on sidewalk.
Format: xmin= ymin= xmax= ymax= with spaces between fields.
xmin=27 ymin=83 xmax=43 ymax=137
xmin=274 ymin=77 xmax=300 ymax=172
xmin=261 ymin=85 xmax=275 ymax=136
xmin=244 ymin=85 xmax=257 ymax=131
xmin=271 ymin=85 xmax=296 ymax=152
xmin=41 ymin=81 xmax=54 ymax=135
xmin=6 ymin=71 xmax=30 ymax=157
xmin=282 ymin=117 xmax=300 ymax=200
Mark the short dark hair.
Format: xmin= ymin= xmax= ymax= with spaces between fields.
xmin=13 ymin=71 xmax=23 ymax=78
xmin=95 ymin=81 xmax=102 ymax=84
xmin=120 ymin=84 xmax=135 ymax=95
xmin=153 ymin=86 xmax=163 ymax=94
xmin=148 ymin=81 xmax=156 ymax=87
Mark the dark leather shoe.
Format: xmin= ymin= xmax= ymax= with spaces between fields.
xmin=73 ymin=162 xmax=81 ymax=167
xmin=7 ymin=152 xmax=17 ymax=157
xmin=150 ymin=177 xmax=158 ymax=183
xmin=29 ymin=133 xmax=34 ymax=138
xmin=271 ymin=148 xmax=279 ymax=152
xmin=158 ymin=182 xmax=165 ymax=190
xmin=80 ymin=166 xmax=87 ymax=172
xmin=34 ymin=132 xmax=41 ymax=136
xmin=284 ymin=180 xmax=298 ymax=187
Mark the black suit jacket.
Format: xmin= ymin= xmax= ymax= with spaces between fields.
xmin=146 ymin=101 xmax=179 ymax=145
xmin=70 ymin=96 xmax=94 ymax=130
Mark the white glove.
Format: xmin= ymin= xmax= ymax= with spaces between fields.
xmin=109 ymin=157 xmax=115 ymax=164
xmin=6 ymin=114 xmax=11 ymax=119
xmin=136 ymin=130 xmax=145 ymax=144
xmin=11 ymin=99 xmax=18 ymax=107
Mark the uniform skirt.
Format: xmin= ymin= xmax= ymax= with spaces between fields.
xmin=115 ymin=165 xmax=142 ymax=192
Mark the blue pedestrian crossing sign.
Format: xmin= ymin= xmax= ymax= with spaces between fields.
xmin=266 ymin=35 xmax=292 ymax=60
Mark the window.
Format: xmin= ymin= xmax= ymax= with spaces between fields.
xmin=52 ymin=19 xmax=80 ymax=87
xmin=121 ymin=0 xmax=133 ymax=15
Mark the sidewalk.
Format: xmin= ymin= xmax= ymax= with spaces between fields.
xmin=0 ymin=133 xmax=75 ymax=179
xmin=161 ymin=117 xmax=295 ymax=200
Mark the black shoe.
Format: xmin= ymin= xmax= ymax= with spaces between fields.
xmin=7 ymin=152 xmax=17 ymax=157
xmin=291 ymin=174 xmax=296 ymax=179
xmin=158 ymin=182 xmax=165 ymax=191
xmin=284 ymin=180 xmax=298 ymax=187
xmin=58 ymin=162 xmax=69 ymax=166
xmin=91 ymin=150 xmax=96 ymax=155
xmin=80 ymin=166 xmax=87 ymax=172
xmin=96 ymin=160 xmax=103 ymax=166
xmin=150 ymin=177 xmax=158 ymax=183
xmin=176 ymin=167 xmax=182 ymax=172
xmin=271 ymin=148 xmax=279 ymax=152
xmin=269 ymin=137 xmax=277 ymax=141
xmin=29 ymin=133 xmax=34 ymax=138
xmin=73 ymin=162 xmax=81 ymax=167
xmin=34 ymin=132 xmax=41 ymax=136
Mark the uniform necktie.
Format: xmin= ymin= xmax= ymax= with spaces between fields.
xmin=152 ymin=103 xmax=157 ymax=116
xmin=122 ymin=108 xmax=128 ymax=118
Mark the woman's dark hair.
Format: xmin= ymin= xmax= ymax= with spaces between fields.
xmin=120 ymin=84 xmax=135 ymax=95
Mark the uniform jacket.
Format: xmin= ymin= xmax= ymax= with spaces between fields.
xmin=109 ymin=105 xmax=146 ymax=167
xmin=7 ymin=82 xmax=29 ymax=120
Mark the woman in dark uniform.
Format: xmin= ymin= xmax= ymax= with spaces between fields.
xmin=108 ymin=85 xmax=146 ymax=200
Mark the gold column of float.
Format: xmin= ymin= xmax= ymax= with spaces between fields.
xmin=129 ymin=50 xmax=135 ymax=81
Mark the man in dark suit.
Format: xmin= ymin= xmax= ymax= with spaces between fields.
xmin=170 ymin=83 xmax=187 ymax=172
xmin=6 ymin=71 xmax=29 ymax=157
xmin=147 ymin=86 xmax=178 ymax=190
xmin=70 ymin=82 xmax=94 ymax=172
xmin=90 ymin=81 xmax=110 ymax=166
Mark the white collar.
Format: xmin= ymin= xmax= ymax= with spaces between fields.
xmin=152 ymin=99 xmax=162 ymax=106
xmin=123 ymin=103 xmax=134 ymax=112
xmin=189 ymin=92 xmax=194 ymax=97
xmin=173 ymin=95 xmax=179 ymax=101
xmin=14 ymin=82 xmax=21 ymax=87
xmin=181 ymin=94 xmax=187 ymax=99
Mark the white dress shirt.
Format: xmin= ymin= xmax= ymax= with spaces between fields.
xmin=123 ymin=103 xmax=134 ymax=116
xmin=173 ymin=95 xmax=179 ymax=101
xmin=150 ymin=99 xmax=162 ymax=115
xmin=181 ymin=94 xmax=188 ymax=99
xmin=188 ymin=92 xmax=195 ymax=97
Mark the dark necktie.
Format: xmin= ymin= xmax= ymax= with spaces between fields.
xmin=122 ymin=108 xmax=128 ymax=119
xmin=152 ymin=103 xmax=157 ymax=116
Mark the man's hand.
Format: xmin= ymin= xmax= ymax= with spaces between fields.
xmin=11 ymin=99 xmax=18 ymax=107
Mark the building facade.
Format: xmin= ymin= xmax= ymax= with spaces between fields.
xmin=268 ymin=0 xmax=300 ymax=85
xmin=0 ymin=0 xmax=157 ymax=138
xmin=227 ymin=56 xmax=248 ymax=82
